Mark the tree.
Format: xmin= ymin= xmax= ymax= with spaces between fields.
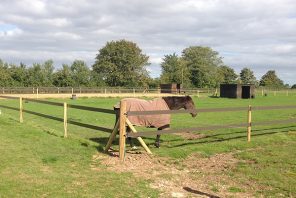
xmin=239 ymin=67 xmax=257 ymax=84
xmin=42 ymin=60 xmax=54 ymax=86
xmin=52 ymin=64 xmax=74 ymax=87
xmin=26 ymin=60 xmax=54 ymax=87
xmin=217 ymin=65 xmax=238 ymax=84
xmin=70 ymin=60 xmax=90 ymax=87
xmin=291 ymin=84 xmax=296 ymax=89
xmin=92 ymin=40 xmax=149 ymax=87
xmin=259 ymin=70 xmax=284 ymax=88
xmin=181 ymin=46 xmax=223 ymax=88
xmin=0 ymin=59 xmax=13 ymax=86
xmin=9 ymin=63 xmax=28 ymax=86
xmin=160 ymin=53 xmax=191 ymax=87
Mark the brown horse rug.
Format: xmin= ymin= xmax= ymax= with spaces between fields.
xmin=115 ymin=98 xmax=170 ymax=128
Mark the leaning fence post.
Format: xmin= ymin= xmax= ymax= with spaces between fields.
xmin=119 ymin=100 xmax=127 ymax=161
xmin=64 ymin=102 xmax=68 ymax=138
xmin=247 ymin=105 xmax=252 ymax=142
xmin=19 ymin=97 xmax=23 ymax=123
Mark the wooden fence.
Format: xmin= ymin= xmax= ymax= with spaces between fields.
xmin=1 ymin=87 xmax=214 ymax=96
xmin=1 ymin=95 xmax=296 ymax=162
xmin=118 ymin=101 xmax=296 ymax=160
xmin=0 ymin=95 xmax=114 ymax=138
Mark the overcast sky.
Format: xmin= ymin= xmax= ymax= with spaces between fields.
xmin=0 ymin=0 xmax=295 ymax=85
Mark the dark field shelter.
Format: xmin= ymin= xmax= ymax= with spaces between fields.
xmin=160 ymin=83 xmax=182 ymax=93
xmin=220 ymin=84 xmax=255 ymax=99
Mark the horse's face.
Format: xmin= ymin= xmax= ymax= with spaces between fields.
xmin=184 ymin=96 xmax=197 ymax=117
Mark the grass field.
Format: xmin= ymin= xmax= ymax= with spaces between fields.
xmin=0 ymin=95 xmax=296 ymax=197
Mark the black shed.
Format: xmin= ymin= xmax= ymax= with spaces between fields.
xmin=220 ymin=84 xmax=255 ymax=99
xmin=160 ymin=83 xmax=182 ymax=93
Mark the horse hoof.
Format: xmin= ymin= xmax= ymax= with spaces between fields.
xmin=131 ymin=146 xmax=138 ymax=150
xmin=154 ymin=142 xmax=160 ymax=148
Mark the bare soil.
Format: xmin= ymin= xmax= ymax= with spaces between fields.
xmin=174 ymin=132 xmax=207 ymax=140
xmin=91 ymin=151 xmax=260 ymax=198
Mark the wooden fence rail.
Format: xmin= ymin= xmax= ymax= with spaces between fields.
xmin=1 ymin=95 xmax=296 ymax=162
xmin=0 ymin=96 xmax=114 ymax=137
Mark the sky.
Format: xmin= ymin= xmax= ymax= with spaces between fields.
xmin=0 ymin=0 xmax=296 ymax=85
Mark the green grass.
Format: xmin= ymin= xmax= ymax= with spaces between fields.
xmin=0 ymin=95 xmax=296 ymax=197
xmin=0 ymin=115 xmax=159 ymax=198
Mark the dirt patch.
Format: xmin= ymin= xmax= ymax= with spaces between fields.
xmin=174 ymin=132 xmax=207 ymax=140
xmin=91 ymin=151 xmax=257 ymax=198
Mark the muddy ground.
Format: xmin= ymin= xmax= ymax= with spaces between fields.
xmin=91 ymin=150 xmax=262 ymax=198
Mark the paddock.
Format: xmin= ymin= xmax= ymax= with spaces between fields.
xmin=1 ymin=94 xmax=296 ymax=197
xmin=1 ymin=94 xmax=296 ymax=162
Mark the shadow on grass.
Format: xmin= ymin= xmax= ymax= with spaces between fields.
xmin=166 ymin=128 xmax=294 ymax=148
xmin=0 ymin=104 xmax=112 ymax=133
xmin=183 ymin=187 xmax=220 ymax=198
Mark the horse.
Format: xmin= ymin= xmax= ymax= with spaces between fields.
xmin=114 ymin=96 xmax=197 ymax=148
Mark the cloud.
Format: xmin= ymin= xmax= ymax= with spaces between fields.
xmin=0 ymin=0 xmax=295 ymax=84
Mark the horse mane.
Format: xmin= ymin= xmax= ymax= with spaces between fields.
xmin=162 ymin=96 xmax=192 ymax=110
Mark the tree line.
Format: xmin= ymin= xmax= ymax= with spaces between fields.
xmin=0 ymin=39 xmax=295 ymax=89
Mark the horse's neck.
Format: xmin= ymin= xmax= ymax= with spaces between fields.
xmin=162 ymin=97 xmax=184 ymax=110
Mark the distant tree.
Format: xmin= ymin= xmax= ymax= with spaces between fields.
xmin=160 ymin=53 xmax=191 ymax=87
xmin=291 ymin=84 xmax=296 ymax=89
xmin=92 ymin=40 xmax=149 ymax=87
xmin=147 ymin=77 xmax=161 ymax=88
xmin=182 ymin=46 xmax=223 ymax=88
xmin=26 ymin=60 xmax=54 ymax=87
xmin=53 ymin=64 xmax=74 ymax=87
xmin=70 ymin=60 xmax=90 ymax=87
xmin=0 ymin=59 xmax=13 ymax=86
xmin=27 ymin=63 xmax=43 ymax=86
xmin=42 ymin=60 xmax=54 ymax=86
xmin=9 ymin=63 xmax=28 ymax=86
xmin=239 ymin=67 xmax=257 ymax=84
xmin=218 ymin=65 xmax=238 ymax=84
xmin=259 ymin=70 xmax=284 ymax=88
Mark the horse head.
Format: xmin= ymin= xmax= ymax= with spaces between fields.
xmin=162 ymin=96 xmax=197 ymax=117
xmin=184 ymin=96 xmax=197 ymax=117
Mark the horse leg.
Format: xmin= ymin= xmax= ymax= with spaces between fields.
xmin=155 ymin=134 xmax=161 ymax=148
xmin=127 ymin=127 xmax=137 ymax=150
xmin=154 ymin=125 xmax=169 ymax=148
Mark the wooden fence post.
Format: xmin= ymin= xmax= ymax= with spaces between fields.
xmin=64 ymin=102 xmax=68 ymax=138
xmin=119 ymin=100 xmax=127 ymax=161
xmin=36 ymin=88 xmax=39 ymax=99
xmin=19 ymin=97 xmax=23 ymax=123
xmin=247 ymin=105 xmax=252 ymax=142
